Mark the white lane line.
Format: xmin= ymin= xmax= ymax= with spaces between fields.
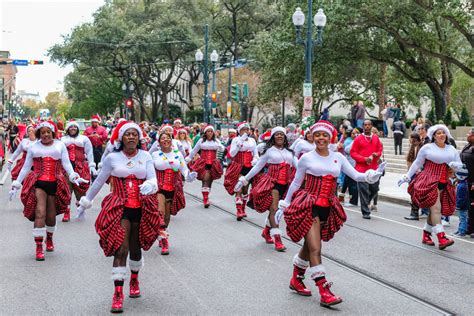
xmin=344 ymin=207 xmax=474 ymax=245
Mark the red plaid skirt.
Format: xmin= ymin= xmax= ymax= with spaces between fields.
xmin=11 ymin=152 xmax=26 ymax=181
xmin=156 ymin=169 xmax=186 ymax=215
xmin=20 ymin=158 xmax=71 ymax=222
xmin=224 ymin=152 xmax=253 ymax=195
xmin=190 ymin=157 xmax=223 ymax=181
xmin=249 ymin=164 xmax=295 ymax=213
xmin=284 ymin=174 xmax=346 ymax=242
xmin=95 ymin=176 xmax=163 ymax=257
xmin=67 ymin=147 xmax=91 ymax=195
xmin=408 ymin=160 xmax=455 ymax=216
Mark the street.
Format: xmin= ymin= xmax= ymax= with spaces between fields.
xmin=0 ymin=178 xmax=472 ymax=315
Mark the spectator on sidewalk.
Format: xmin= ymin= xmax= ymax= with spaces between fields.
xmin=390 ymin=103 xmax=402 ymax=122
xmin=461 ymin=128 xmax=474 ymax=238
xmin=350 ymin=101 xmax=359 ymax=127
xmin=381 ymin=104 xmax=389 ymax=137
xmin=341 ymin=127 xmax=360 ymax=206
xmin=392 ymin=118 xmax=407 ymax=155
xmin=350 ymin=120 xmax=383 ymax=219
xmin=386 ymin=104 xmax=395 ymax=138
xmin=452 ymin=166 xmax=470 ymax=237
xmin=355 ymin=101 xmax=365 ymax=128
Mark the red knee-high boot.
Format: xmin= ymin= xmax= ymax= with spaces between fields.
xmin=62 ymin=206 xmax=70 ymax=222
xmin=309 ymin=265 xmax=342 ymax=307
xmin=261 ymin=219 xmax=273 ymax=244
xmin=289 ymin=254 xmax=312 ymax=296
xmin=202 ymin=187 xmax=210 ymax=208
xmin=422 ymin=223 xmax=435 ymax=246
xmin=46 ymin=225 xmax=56 ymax=252
xmin=241 ymin=194 xmax=249 ymax=218
xmin=111 ymin=267 xmax=126 ymax=313
xmin=235 ymin=197 xmax=244 ymax=221
xmin=33 ymin=227 xmax=46 ymax=261
xmin=270 ymin=228 xmax=286 ymax=252
xmin=129 ymin=258 xmax=143 ymax=298
xmin=433 ymin=224 xmax=454 ymax=250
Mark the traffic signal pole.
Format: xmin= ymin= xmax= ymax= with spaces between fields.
xmin=202 ymin=25 xmax=210 ymax=124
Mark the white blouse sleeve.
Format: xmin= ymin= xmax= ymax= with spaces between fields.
xmin=340 ymin=154 xmax=366 ymax=182
xmin=84 ymin=137 xmax=95 ymax=167
xmin=10 ymin=140 xmax=24 ymax=162
xmin=178 ymin=153 xmax=190 ymax=177
xmin=283 ymin=157 xmax=307 ymax=205
xmin=187 ymin=139 xmax=202 ymax=161
xmin=244 ymin=152 xmax=269 ymax=181
xmin=85 ymin=155 xmax=113 ymax=201
xmin=149 ymin=141 xmax=159 ymax=155
xmin=407 ymin=146 xmax=428 ymax=179
xmin=229 ymin=137 xmax=240 ymax=157
xmin=15 ymin=149 xmax=33 ymax=184
xmin=252 ymin=139 xmax=259 ymax=159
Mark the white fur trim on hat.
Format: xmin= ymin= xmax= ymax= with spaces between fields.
xmin=271 ymin=126 xmax=286 ymax=137
xmin=427 ymin=124 xmax=451 ymax=141
xmin=129 ymin=258 xmax=144 ymax=272
xmin=237 ymin=122 xmax=250 ymax=133
xmin=111 ymin=267 xmax=127 ymax=281
xmin=270 ymin=228 xmax=282 ymax=237
xmin=174 ymin=119 xmax=182 ymax=124
xmin=118 ymin=122 xmax=142 ymax=144
xmin=33 ymin=227 xmax=46 ymax=238
xmin=310 ymin=122 xmax=333 ymax=137
xmin=66 ymin=121 xmax=79 ymax=131
xmin=293 ymin=254 xmax=310 ymax=269
xmin=46 ymin=225 xmax=56 ymax=234
xmin=308 ymin=264 xmax=326 ymax=280
xmin=204 ymin=125 xmax=215 ymax=133
xmin=35 ymin=122 xmax=55 ymax=132
xmin=229 ymin=128 xmax=237 ymax=134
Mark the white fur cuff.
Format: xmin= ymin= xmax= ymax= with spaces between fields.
xmin=239 ymin=176 xmax=249 ymax=186
xmin=69 ymin=172 xmax=80 ymax=183
xmin=423 ymin=223 xmax=433 ymax=233
xmin=129 ymin=258 xmax=144 ymax=271
xmin=79 ymin=196 xmax=93 ymax=209
xmin=270 ymin=228 xmax=282 ymax=237
xmin=293 ymin=254 xmax=309 ymax=269
xmin=202 ymin=187 xmax=210 ymax=193
xmin=111 ymin=267 xmax=127 ymax=281
xmin=46 ymin=226 xmax=56 ymax=233
xmin=265 ymin=218 xmax=271 ymax=228
xmin=11 ymin=180 xmax=21 ymax=189
xmin=308 ymin=264 xmax=326 ymax=280
xmin=33 ymin=227 xmax=46 ymax=238
xmin=432 ymin=224 xmax=444 ymax=234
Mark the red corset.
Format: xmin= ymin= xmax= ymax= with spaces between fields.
xmin=201 ymin=150 xmax=217 ymax=165
xmin=276 ymin=163 xmax=289 ymax=185
xmin=162 ymin=169 xmax=176 ymax=191
xmin=305 ymin=174 xmax=336 ymax=208
xmin=234 ymin=151 xmax=253 ymax=168
xmin=35 ymin=157 xmax=59 ymax=182
xmin=112 ymin=175 xmax=144 ymax=208
xmin=67 ymin=144 xmax=86 ymax=162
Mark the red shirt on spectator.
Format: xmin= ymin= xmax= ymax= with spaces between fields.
xmin=84 ymin=125 xmax=108 ymax=148
xmin=350 ymin=133 xmax=383 ymax=173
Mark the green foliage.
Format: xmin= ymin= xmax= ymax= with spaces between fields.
xmin=459 ymin=106 xmax=471 ymax=126
xmin=427 ymin=107 xmax=436 ymax=124
xmin=185 ymin=108 xmax=204 ymax=124
xmin=444 ymin=107 xmax=453 ymax=127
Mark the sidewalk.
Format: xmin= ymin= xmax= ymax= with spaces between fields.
xmin=378 ymin=171 xmax=411 ymax=204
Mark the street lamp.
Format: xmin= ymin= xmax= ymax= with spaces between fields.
xmin=292 ymin=3 xmax=327 ymax=117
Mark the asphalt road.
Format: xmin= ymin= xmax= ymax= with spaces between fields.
xmin=0 ymin=176 xmax=472 ymax=315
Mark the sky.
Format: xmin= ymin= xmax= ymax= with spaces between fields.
xmin=0 ymin=0 xmax=105 ymax=100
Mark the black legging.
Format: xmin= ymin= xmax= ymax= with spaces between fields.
xmin=394 ymin=133 xmax=403 ymax=155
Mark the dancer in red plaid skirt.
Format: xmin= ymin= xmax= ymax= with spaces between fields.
xmin=399 ymin=124 xmax=462 ymax=250
xmin=186 ymin=125 xmax=224 ymax=208
xmin=7 ymin=124 xmax=36 ymax=181
xmin=152 ymin=132 xmax=197 ymax=255
xmin=277 ymin=120 xmax=384 ymax=307
xmin=9 ymin=121 xmax=87 ymax=261
xmin=234 ymin=126 xmax=296 ymax=252
xmin=77 ymin=120 xmax=162 ymax=313
xmin=224 ymin=122 xmax=259 ymax=220
xmin=60 ymin=120 xmax=97 ymax=222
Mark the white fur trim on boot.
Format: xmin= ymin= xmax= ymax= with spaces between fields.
xmin=293 ymin=254 xmax=310 ymax=269
xmin=129 ymin=258 xmax=144 ymax=272
xmin=432 ymin=224 xmax=445 ymax=234
xmin=235 ymin=197 xmax=243 ymax=205
xmin=265 ymin=218 xmax=271 ymax=228
xmin=111 ymin=267 xmax=127 ymax=281
xmin=32 ymin=227 xmax=46 ymax=238
xmin=202 ymin=187 xmax=210 ymax=193
xmin=242 ymin=193 xmax=249 ymax=201
xmin=308 ymin=264 xmax=326 ymax=280
xmin=46 ymin=225 xmax=56 ymax=234
xmin=270 ymin=228 xmax=282 ymax=237
xmin=423 ymin=223 xmax=433 ymax=233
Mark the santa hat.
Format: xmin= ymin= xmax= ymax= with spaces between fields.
xmin=173 ymin=118 xmax=182 ymax=124
xmin=271 ymin=126 xmax=286 ymax=137
xmin=229 ymin=128 xmax=237 ymax=134
xmin=427 ymin=124 xmax=452 ymax=141
xmin=91 ymin=115 xmax=101 ymax=123
xmin=35 ymin=120 xmax=57 ymax=133
xmin=237 ymin=121 xmax=250 ymax=133
xmin=66 ymin=120 xmax=79 ymax=131
xmin=203 ymin=125 xmax=215 ymax=133
xmin=310 ymin=120 xmax=338 ymax=144
xmin=260 ymin=130 xmax=271 ymax=142
xmin=110 ymin=120 xmax=142 ymax=149
xmin=176 ymin=128 xmax=188 ymax=134
xmin=160 ymin=124 xmax=173 ymax=134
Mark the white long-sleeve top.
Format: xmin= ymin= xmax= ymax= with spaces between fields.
xmin=229 ymin=136 xmax=258 ymax=158
xmin=407 ymin=143 xmax=461 ymax=179
xmin=61 ymin=134 xmax=95 ymax=167
xmin=294 ymin=140 xmax=315 ymax=158
xmin=244 ymin=146 xmax=296 ymax=181
xmin=152 ymin=150 xmax=191 ymax=178
xmin=100 ymin=141 xmax=115 ymax=164
xmin=187 ymin=138 xmax=225 ymax=161
xmin=149 ymin=139 xmax=185 ymax=157
xmin=16 ymin=140 xmax=75 ymax=184
xmin=179 ymin=140 xmax=192 ymax=155
xmin=290 ymin=137 xmax=303 ymax=151
xmin=284 ymin=150 xmax=368 ymax=205
xmin=85 ymin=150 xmax=156 ymax=201
xmin=10 ymin=138 xmax=36 ymax=161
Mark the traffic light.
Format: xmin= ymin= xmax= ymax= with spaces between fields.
xmin=231 ymin=84 xmax=240 ymax=102
xmin=125 ymin=98 xmax=134 ymax=109
xmin=211 ymin=92 xmax=218 ymax=103
xmin=242 ymin=83 xmax=249 ymax=99
xmin=29 ymin=60 xmax=44 ymax=65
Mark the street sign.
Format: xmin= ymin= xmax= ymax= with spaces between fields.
xmin=303 ymin=96 xmax=313 ymax=118
xmin=303 ymin=83 xmax=312 ymax=97
xmin=226 ymin=101 xmax=232 ymax=117
xmin=12 ymin=60 xmax=28 ymax=66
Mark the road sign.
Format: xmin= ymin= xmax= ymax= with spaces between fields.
xmin=303 ymin=96 xmax=313 ymax=118
xmin=12 ymin=60 xmax=28 ymax=66
xmin=226 ymin=101 xmax=232 ymax=117
xmin=303 ymin=83 xmax=312 ymax=97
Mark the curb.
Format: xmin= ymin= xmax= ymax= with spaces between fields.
xmin=377 ymin=193 xmax=410 ymax=205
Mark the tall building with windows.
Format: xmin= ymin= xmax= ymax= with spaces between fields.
xmin=0 ymin=51 xmax=18 ymax=112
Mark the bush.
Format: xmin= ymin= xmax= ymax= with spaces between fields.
xmin=451 ymin=120 xmax=458 ymax=129
xmin=444 ymin=107 xmax=453 ymax=127
xmin=459 ymin=105 xmax=471 ymax=126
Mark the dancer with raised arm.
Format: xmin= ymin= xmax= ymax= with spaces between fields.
xmin=7 ymin=124 xmax=36 ymax=181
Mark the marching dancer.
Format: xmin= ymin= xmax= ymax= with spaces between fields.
xmin=185 ymin=125 xmax=224 ymax=208
xmin=234 ymin=127 xmax=295 ymax=251
xmin=7 ymin=124 xmax=36 ymax=181
xmin=277 ymin=120 xmax=384 ymax=306
xmin=149 ymin=124 xmax=186 ymax=157
xmin=60 ymin=120 xmax=97 ymax=222
xmin=399 ymin=124 xmax=462 ymax=250
xmin=152 ymin=132 xmax=196 ymax=255
xmin=9 ymin=121 xmax=87 ymax=261
xmin=77 ymin=120 xmax=162 ymax=313
xmin=293 ymin=129 xmax=315 ymax=159
xmin=224 ymin=122 xmax=258 ymax=220
xmin=176 ymin=128 xmax=192 ymax=157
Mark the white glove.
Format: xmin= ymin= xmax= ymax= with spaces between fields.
xmin=97 ymin=162 xmax=103 ymax=171
xmin=139 ymin=180 xmax=156 ymax=195
xmin=186 ymin=171 xmax=197 ymax=182
xmin=251 ymin=158 xmax=258 ymax=166
xmin=11 ymin=180 xmax=21 ymax=190
xmin=184 ymin=156 xmax=191 ymax=164
xmin=275 ymin=208 xmax=284 ymax=225
xmin=6 ymin=160 xmax=13 ymax=172
xmin=234 ymin=181 xmax=243 ymax=193
xmin=365 ymin=169 xmax=383 ymax=184
xmin=8 ymin=188 xmax=18 ymax=201
xmin=75 ymin=196 xmax=93 ymax=220
xmin=76 ymin=206 xmax=86 ymax=221
xmin=397 ymin=174 xmax=410 ymax=187
xmin=448 ymin=161 xmax=463 ymax=171
xmin=377 ymin=161 xmax=387 ymax=173
xmin=89 ymin=166 xmax=98 ymax=176
xmin=278 ymin=200 xmax=289 ymax=210
xmin=69 ymin=172 xmax=89 ymax=186
xmin=241 ymin=133 xmax=249 ymax=141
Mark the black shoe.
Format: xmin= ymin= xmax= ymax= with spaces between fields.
xmin=362 ymin=214 xmax=371 ymax=219
xmin=404 ymin=214 xmax=419 ymax=220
